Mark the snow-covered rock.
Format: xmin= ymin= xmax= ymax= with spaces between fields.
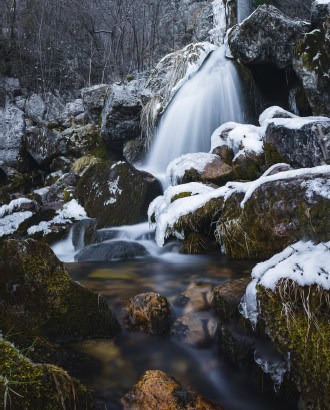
xmin=228 ymin=5 xmax=309 ymax=69
xmin=76 ymin=160 xmax=162 ymax=228
xmin=166 ymin=152 xmax=233 ymax=186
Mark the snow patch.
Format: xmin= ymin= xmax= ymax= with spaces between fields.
xmin=0 ymin=211 xmax=33 ymax=237
xmin=0 ymin=198 xmax=34 ymax=218
xmin=104 ymin=176 xmax=122 ymax=205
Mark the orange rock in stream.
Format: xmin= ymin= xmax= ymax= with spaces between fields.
xmin=121 ymin=370 xmax=223 ymax=410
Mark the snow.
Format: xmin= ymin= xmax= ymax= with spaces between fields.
xmin=150 ymin=165 xmax=330 ymax=247
xmin=240 ymin=241 xmax=330 ymax=327
xmin=315 ymin=0 xmax=329 ymax=4
xmin=258 ymin=106 xmax=297 ymax=127
xmin=210 ymin=122 xmax=264 ymax=159
xmin=104 ymin=176 xmax=122 ymax=205
xmin=166 ymin=153 xmax=219 ymax=186
xmin=302 ymin=178 xmax=330 ymax=200
xmin=209 ymin=0 xmax=227 ymax=45
xmin=0 ymin=198 xmax=34 ymax=218
xmin=27 ymin=199 xmax=87 ymax=235
xmin=0 ymin=211 xmax=33 ymax=237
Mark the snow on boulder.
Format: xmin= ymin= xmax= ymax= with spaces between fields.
xmin=0 ymin=198 xmax=39 ymax=237
xmin=166 ymin=152 xmax=233 ymax=186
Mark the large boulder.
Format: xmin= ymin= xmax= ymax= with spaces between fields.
xmin=25 ymin=93 xmax=46 ymax=122
xmin=0 ymin=239 xmax=120 ymax=343
xmin=293 ymin=17 xmax=330 ymax=116
xmin=0 ymin=340 xmax=93 ymax=409
xmin=228 ymin=5 xmax=309 ymax=69
xmin=121 ymin=370 xmax=222 ymax=410
xmin=311 ymin=0 xmax=330 ymax=29
xmin=124 ymin=292 xmax=171 ymax=335
xmin=217 ymin=167 xmax=330 ymax=259
xmin=101 ymin=81 xmax=143 ymax=152
xmin=81 ymin=84 xmax=108 ymax=122
xmin=76 ymin=160 xmax=162 ymax=228
xmin=262 ymin=114 xmax=330 ymax=167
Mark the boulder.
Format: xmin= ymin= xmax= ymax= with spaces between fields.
xmin=0 ymin=340 xmax=93 ymax=409
xmin=49 ymin=156 xmax=72 ymax=173
xmin=25 ymin=93 xmax=46 ymax=122
xmin=228 ymin=5 xmax=309 ymax=69
xmin=123 ymin=138 xmax=146 ymax=164
xmin=75 ymin=240 xmax=148 ymax=262
xmin=60 ymin=123 xmax=102 ymax=157
xmin=124 ymin=292 xmax=171 ymax=335
xmin=264 ymin=116 xmax=330 ymax=167
xmin=293 ymin=19 xmax=330 ymax=116
xmin=175 ymin=282 xmax=214 ymax=312
xmin=311 ymin=0 xmax=330 ymax=29
xmin=121 ymin=370 xmax=222 ymax=410
xmin=0 ymin=103 xmax=25 ymax=165
xmin=217 ymin=167 xmax=330 ymax=259
xmin=64 ymin=98 xmax=85 ymax=118
xmin=41 ymin=172 xmax=79 ymax=204
xmin=166 ymin=153 xmax=234 ymax=186
xmin=101 ymin=82 xmax=143 ymax=152
xmin=172 ymin=311 xmax=217 ymax=347
xmin=81 ymin=84 xmax=108 ymax=122
xmin=0 ymin=239 xmax=120 ymax=343
xmin=76 ymin=160 xmax=162 ymax=228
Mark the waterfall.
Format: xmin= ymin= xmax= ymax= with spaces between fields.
xmin=237 ymin=0 xmax=254 ymax=23
xmin=144 ymin=45 xmax=245 ymax=175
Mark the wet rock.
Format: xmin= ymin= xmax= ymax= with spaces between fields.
xmin=75 ymin=240 xmax=148 ymax=262
xmin=213 ymin=277 xmax=251 ymax=321
xmin=228 ymin=5 xmax=309 ymax=69
xmin=0 ymin=239 xmax=120 ymax=343
xmin=76 ymin=160 xmax=162 ymax=228
xmin=121 ymin=370 xmax=222 ymax=410
xmin=293 ymin=18 xmax=330 ymax=116
xmin=101 ymin=82 xmax=143 ymax=152
xmin=0 ymin=340 xmax=93 ymax=409
xmin=123 ymin=138 xmax=146 ymax=164
xmin=124 ymin=292 xmax=171 ymax=335
xmin=264 ymin=117 xmax=330 ymax=167
xmin=81 ymin=84 xmax=108 ymax=122
xmin=217 ymin=168 xmax=330 ymax=259
xmin=172 ymin=311 xmax=217 ymax=347
xmin=176 ymin=282 xmax=214 ymax=312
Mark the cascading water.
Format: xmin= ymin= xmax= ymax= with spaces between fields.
xmin=144 ymin=45 xmax=245 ymax=175
xmin=237 ymin=0 xmax=254 ymax=23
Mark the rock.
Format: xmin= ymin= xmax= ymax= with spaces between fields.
xmin=175 ymin=282 xmax=214 ymax=312
xmin=44 ymin=93 xmax=66 ymax=122
xmin=311 ymin=0 xmax=330 ymax=29
xmin=264 ymin=117 xmax=330 ymax=167
xmin=123 ymin=138 xmax=146 ymax=164
xmin=44 ymin=172 xmax=79 ymax=204
xmin=75 ymin=240 xmax=148 ymax=262
xmin=166 ymin=153 xmax=234 ymax=186
xmin=228 ymin=5 xmax=309 ymax=69
xmin=0 ymin=103 xmax=25 ymax=165
xmin=49 ymin=156 xmax=72 ymax=173
xmin=213 ymin=278 xmax=251 ymax=321
xmin=81 ymin=84 xmax=108 ymax=122
xmin=64 ymin=98 xmax=85 ymax=117
xmin=101 ymin=82 xmax=143 ymax=152
xmin=216 ymin=168 xmax=330 ymax=259
xmin=60 ymin=123 xmax=101 ymax=157
xmin=172 ymin=311 xmax=217 ymax=347
xmin=124 ymin=292 xmax=171 ymax=335
xmin=0 ymin=340 xmax=93 ymax=409
xmin=76 ymin=160 xmax=162 ymax=228
xmin=293 ymin=19 xmax=330 ymax=116
xmin=212 ymin=145 xmax=234 ymax=165
xmin=0 ymin=239 xmax=120 ymax=343
xmin=121 ymin=370 xmax=222 ymax=410
xmin=25 ymin=93 xmax=46 ymax=122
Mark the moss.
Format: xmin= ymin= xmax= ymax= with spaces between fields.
xmin=0 ymin=340 xmax=93 ymax=410
xmin=264 ymin=142 xmax=285 ymax=166
xmin=0 ymin=239 xmax=120 ymax=346
xmin=233 ymin=153 xmax=265 ymax=181
xmin=258 ymin=281 xmax=330 ymax=409
xmin=63 ymin=189 xmax=73 ymax=203
xmin=171 ymin=192 xmax=192 ymax=203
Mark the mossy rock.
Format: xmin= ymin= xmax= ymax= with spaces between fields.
xmin=0 ymin=340 xmax=93 ymax=410
xmin=76 ymin=160 xmax=162 ymax=228
xmin=217 ymin=172 xmax=330 ymax=259
xmin=0 ymin=239 xmax=120 ymax=345
xmin=257 ymin=281 xmax=330 ymax=409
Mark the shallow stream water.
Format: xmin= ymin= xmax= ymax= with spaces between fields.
xmin=62 ymin=254 xmax=294 ymax=410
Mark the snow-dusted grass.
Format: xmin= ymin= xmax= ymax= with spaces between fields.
xmin=240 ymin=241 xmax=330 ymax=327
xmin=150 ymin=165 xmax=330 ymax=247
xmin=166 ymin=153 xmax=219 ymax=186
xmin=27 ymin=199 xmax=87 ymax=236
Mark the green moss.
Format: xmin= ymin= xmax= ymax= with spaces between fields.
xmin=258 ymin=281 xmax=330 ymax=409
xmin=171 ymin=192 xmax=192 ymax=203
xmin=264 ymin=142 xmax=285 ymax=166
xmin=0 ymin=340 xmax=92 ymax=409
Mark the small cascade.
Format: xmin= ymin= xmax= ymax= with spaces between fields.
xmin=237 ymin=0 xmax=254 ymax=23
xmin=144 ymin=45 xmax=245 ymax=175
